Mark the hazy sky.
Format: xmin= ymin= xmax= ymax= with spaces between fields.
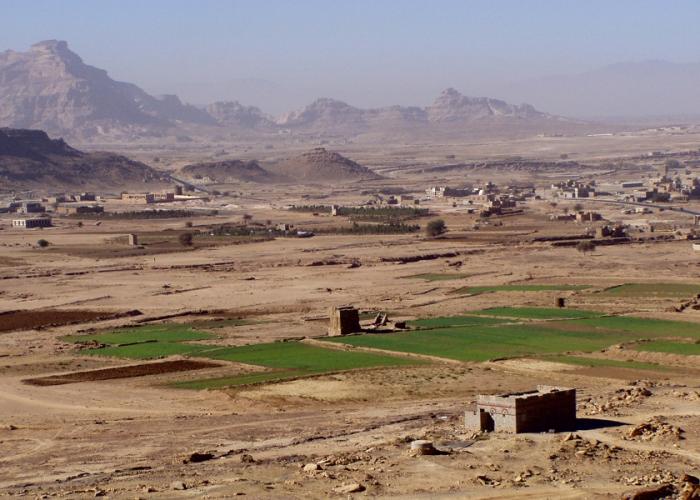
xmin=3 ymin=0 xmax=700 ymax=115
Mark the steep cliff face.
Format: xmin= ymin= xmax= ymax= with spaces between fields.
xmin=0 ymin=40 xmax=213 ymax=140
xmin=0 ymin=40 xmax=579 ymax=143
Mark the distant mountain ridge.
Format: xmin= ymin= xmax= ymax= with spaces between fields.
xmin=0 ymin=40 xmax=580 ymax=142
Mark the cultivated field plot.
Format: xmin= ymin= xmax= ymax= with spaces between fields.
xmin=325 ymin=308 xmax=700 ymax=363
xmin=0 ymin=309 xmax=125 ymax=333
xmin=23 ymin=360 xmax=220 ymax=386
xmin=600 ymin=283 xmax=700 ymax=298
xmin=64 ymin=325 xmax=215 ymax=345
xmin=450 ymin=284 xmax=591 ymax=295
xmin=633 ymin=340 xmax=700 ymax=356
xmin=64 ymin=324 xmax=420 ymax=388
xmin=174 ymin=342 xmax=419 ymax=389
xmin=470 ymin=307 xmax=602 ymax=320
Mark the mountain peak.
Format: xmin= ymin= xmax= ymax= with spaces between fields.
xmin=31 ymin=39 xmax=69 ymax=52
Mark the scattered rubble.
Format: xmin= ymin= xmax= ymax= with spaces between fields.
xmin=625 ymin=417 xmax=684 ymax=442
xmin=580 ymin=382 xmax=654 ymax=416
xmin=333 ymin=482 xmax=365 ymax=494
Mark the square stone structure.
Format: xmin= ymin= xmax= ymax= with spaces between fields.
xmin=12 ymin=217 xmax=52 ymax=229
xmin=465 ymin=385 xmax=576 ymax=433
xmin=328 ymin=306 xmax=361 ymax=336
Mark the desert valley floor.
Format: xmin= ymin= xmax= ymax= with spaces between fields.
xmin=1 ymin=133 xmax=700 ymax=499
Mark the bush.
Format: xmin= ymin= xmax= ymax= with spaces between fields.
xmin=425 ymin=219 xmax=447 ymax=237
xmin=37 ymin=239 xmax=50 ymax=248
xmin=185 ymin=221 xmax=193 ymax=228
xmin=178 ymin=233 xmax=194 ymax=246
xmin=576 ymin=240 xmax=596 ymax=255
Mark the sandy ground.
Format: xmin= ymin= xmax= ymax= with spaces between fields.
xmin=1 ymin=135 xmax=700 ymax=498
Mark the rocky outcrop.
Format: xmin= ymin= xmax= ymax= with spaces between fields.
xmin=180 ymin=159 xmax=277 ymax=183
xmin=426 ymin=88 xmax=543 ymax=122
xmin=265 ymin=148 xmax=380 ymax=183
xmin=205 ymin=101 xmax=275 ymax=129
xmin=0 ymin=127 xmax=166 ymax=190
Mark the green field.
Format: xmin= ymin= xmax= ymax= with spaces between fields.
xmin=203 ymin=342 xmax=417 ymax=371
xmin=65 ymin=311 xmax=700 ymax=389
xmin=172 ymin=342 xmax=419 ymax=389
xmin=325 ymin=323 xmax=635 ymax=362
xmin=64 ymin=323 xmax=421 ymax=388
xmin=83 ymin=342 xmax=215 ymax=360
xmin=633 ymin=340 xmax=700 ymax=356
xmin=542 ymin=354 xmax=669 ymax=371
xmin=325 ymin=312 xmax=700 ymax=363
xmin=601 ymin=283 xmax=700 ymax=297
xmin=555 ymin=316 xmax=700 ymax=338
xmin=402 ymin=273 xmax=470 ymax=282
xmin=409 ymin=315 xmax=505 ymax=329
xmin=450 ymin=284 xmax=591 ymax=295
xmin=63 ymin=325 xmax=215 ymax=345
xmin=470 ymin=307 xmax=602 ymax=320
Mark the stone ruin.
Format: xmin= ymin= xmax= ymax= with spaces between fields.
xmin=328 ymin=306 xmax=361 ymax=336
xmin=465 ymin=385 xmax=576 ymax=433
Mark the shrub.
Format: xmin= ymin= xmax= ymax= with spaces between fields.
xmin=576 ymin=240 xmax=596 ymax=255
xmin=425 ymin=219 xmax=447 ymax=237
xmin=178 ymin=233 xmax=194 ymax=246
xmin=37 ymin=239 xmax=50 ymax=248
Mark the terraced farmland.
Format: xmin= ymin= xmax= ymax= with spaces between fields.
xmin=450 ymin=284 xmax=591 ymax=295
xmin=470 ymin=307 xmax=602 ymax=320
xmin=600 ymin=283 xmax=700 ymax=298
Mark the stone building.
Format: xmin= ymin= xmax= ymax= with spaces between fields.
xmin=12 ymin=217 xmax=52 ymax=229
xmin=56 ymin=205 xmax=104 ymax=215
xmin=328 ymin=306 xmax=361 ymax=336
xmin=121 ymin=193 xmax=155 ymax=204
xmin=465 ymin=386 xmax=576 ymax=433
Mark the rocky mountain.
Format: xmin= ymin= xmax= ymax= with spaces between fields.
xmin=0 ymin=40 xmax=584 ymax=143
xmin=205 ymin=101 xmax=275 ymax=129
xmin=0 ymin=40 xmax=215 ymax=141
xmin=274 ymin=88 xmax=572 ymax=139
xmin=180 ymin=159 xmax=277 ymax=183
xmin=426 ymin=88 xmax=543 ymax=122
xmin=276 ymin=98 xmax=369 ymax=134
xmin=265 ymin=148 xmax=380 ymax=183
xmin=0 ymin=127 xmax=166 ymax=190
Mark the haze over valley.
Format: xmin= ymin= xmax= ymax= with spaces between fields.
xmin=2 ymin=2 xmax=700 ymax=499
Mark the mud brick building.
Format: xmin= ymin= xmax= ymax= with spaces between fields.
xmin=465 ymin=386 xmax=576 ymax=433
xmin=12 ymin=217 xmax=52 ymax=229
xmin=328 ymin=306 xmax=361 ymax=336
